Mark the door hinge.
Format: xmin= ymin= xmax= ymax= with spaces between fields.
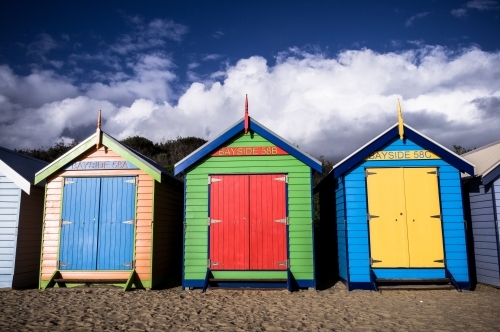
xmin=64 ymin=179 xmax=74 ymax=186
xmin=365 ymin=170 xmax=377 ymax=177
xmin=427 ymin=170 xmax=439 ymax=176
xmin=122 ymin=260 xmax=136 ymax=268
xmin=124 ymin=178 xmax=137 ymax=185
xmin=274 ymin=217 xmax=289 ymax=225
xmin=370 ymin=258 xmax=382 ymax=265
xmin=276 ymin=259 xmax=289 ymax=268
xmin=208 ymin=176 xmax=222 ymax=184
xmin=367 ymin=214 xmax=379 ymax=221
xmin=430 ymin=215 xmax=441 ymax=219
xmin=207 ymin=259 xmax=220 ymax=268
xmin=60 ymin=219 xmax=72 ymax=226
xmin=274 ymin=175 xmax=288 ymax=183
xmin=207 ymin=218 xmax=222 ymax=225
xmin=122 ymin=219 xmax=136 ymax=225
xmin=57 ymin=261 xmax=69 ymax=269
xmin=434 ymin=259 xmax=444 ymax=263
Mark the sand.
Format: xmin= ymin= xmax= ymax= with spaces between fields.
xmin=1 ymin=282 xmax=499 ymax=331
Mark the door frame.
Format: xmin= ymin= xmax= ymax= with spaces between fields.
xmin=207 ymin=173 xmax=289 ymax=271
xmin=57 ymin=175 xmax=138 ymax=271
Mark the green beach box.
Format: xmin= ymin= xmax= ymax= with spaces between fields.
xmin=174 ymin=97 xmax=322 ymax=290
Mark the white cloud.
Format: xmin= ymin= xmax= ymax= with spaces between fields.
xmin=405 ymin=12 xmax=430 ymax=27
xmin=452 ymin=0 xmax=499 ymax=17
xmin=1 ymin=46 xmax=500 ymax=162
xmin=213 ymin=31 xmax=225 ymax=39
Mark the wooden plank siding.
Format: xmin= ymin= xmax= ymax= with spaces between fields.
xmin=0 ymin=173 xmax=22 ymax=288
xmin=183 ymin=132 xmax=314 ymax=284
xmin=12 ymin=186 xmax=44 ymax=288
xmin=39 ymin=146 xmax=154 ymax=287
xmin=465 ymin=177 xmax=500 ymax=287
xmin=151 ymin=178 xmax=183 ymax=287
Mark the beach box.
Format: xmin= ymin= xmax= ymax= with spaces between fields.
xmin=174 ymin=111 xmax=322 ymax=290
xmin=35 ymin=130 xmax=183 ymax=290
xmin=0 ymin=147 xmax=47 ymax=288
xmin=461 ymin=140 xmax=500 ymax=287
xmin=314 ymin=123 xmax=474 ymax=291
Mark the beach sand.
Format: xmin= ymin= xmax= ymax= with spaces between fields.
xmin=1 ymin=282 xmax=499 ymax=331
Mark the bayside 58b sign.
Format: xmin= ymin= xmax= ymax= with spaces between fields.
xmin=211 ymin=146 xmax=288 ymax=157
xmin=366 ymin=150 xmax=439 ymax=161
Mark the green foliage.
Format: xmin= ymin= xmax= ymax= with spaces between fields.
xmin=16 ymin=140 xmax=79 ymax=162
xmin=453 ymin=144 xmax=475 ymax=155
xmin=313 ymin=155 xmax=335 ymax=228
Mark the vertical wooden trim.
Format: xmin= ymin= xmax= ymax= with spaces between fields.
xmin=56 ymin=178 xmax=65 ymax=271
xmin=491 ymin=181 xmax=500 ymax=282
xmin=38 ymin=183 xmax=48 ymax=289
xmin=343 ymin=175 xmax=350 ymax=290
xmin=310 ymin=169 xmax=316 ymax=289
xmin=181 ymin=174 xmax=186 ymax=290
xmin=149 ymin=179 xmax=155 ymax=288
xmin=133 ymin=176 xmax=138 ymax=281
xmin=11 ymin=187 xmax=22 ymax=286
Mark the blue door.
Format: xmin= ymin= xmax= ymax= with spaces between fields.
xmin=59 ymin=178 xmax=100 ymax=270
xmin=97 ymin=177 xmax=135 ymax=270
xmin=59 ymin=177 xmax=135 ymax=270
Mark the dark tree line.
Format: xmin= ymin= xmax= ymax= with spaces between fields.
xmin=16 ymin=136 xmax=207 ymax=175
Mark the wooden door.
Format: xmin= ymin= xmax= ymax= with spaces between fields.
xmin=209 ymin=174 xmax=287 ymax=270
xmin=404 ymin=168 xmax=444 ymax=267
xmin=96 ymin=177 xmax=135 ymax=270
xmin=366 ymin=168 xmax=409 ymax=267
xmin=209 ymin=175 xmax=250 ymax=270
xmin=59 ymin=178 xmax=100 ymax=270
xmin=249 ymin=174 xmax=287 ymax=270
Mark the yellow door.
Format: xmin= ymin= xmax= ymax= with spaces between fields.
xmin=366 ymin=168 xmax=409 ymax=267
xmin=404 ymin=168 xmax=445 ymax=267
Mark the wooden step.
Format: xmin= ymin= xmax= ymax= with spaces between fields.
xmin=378 ymin=284 xmax=455 ymax=291
xmin=376 ymin=278 xmax=450 ymax=284
xmin=53 ymin=279 xmax=128 ymax=283
xmin=208 ymin=278 xmax=287 ymax=283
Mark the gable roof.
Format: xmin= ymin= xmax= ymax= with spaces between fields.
xmin=174 ymin=117 xmax=322 ymax=175
xmin=35 ymin=132 xmax=181 ymax=185
xmin=461 ymin=139 xmax=500 ymax=185
xmin=329 ymin=123 xmax=475 ymax=179
xmin=0 ymin=146 xmax=48 ymax=194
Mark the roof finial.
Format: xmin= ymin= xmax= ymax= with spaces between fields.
xmin=397 ymin=99 xmax=404 ymax=140
xmin=96 ymin=110 xmax=102 ymax=149
xmin=244 ymin=94 xmax=249 ymax=134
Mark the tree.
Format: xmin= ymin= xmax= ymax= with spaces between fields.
xmin=453 ymin=145 xmax=474 ymax=155
xmin=16 ymin=140 xmax=79 ymax=162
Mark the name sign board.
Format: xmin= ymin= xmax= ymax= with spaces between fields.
xmin=366 ymin=150 xmax=439 ymax=161
xmin=65 ymin=160 xmax=139 ymax=170
xmin=211 ymin=146 xmax=288 ymax=157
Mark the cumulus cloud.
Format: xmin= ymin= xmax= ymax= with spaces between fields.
xmin=1 ymin=46 xmax=500 ymax=162
xmin=452 ymin=0 xmax=499 ymax=17
xmin=405 ymin=12 xmax=430 ymax=27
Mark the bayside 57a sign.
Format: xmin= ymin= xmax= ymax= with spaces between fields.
xmin=212 ymin=146 xmax=288 ymax=157
xmin=366 ymin=150 xmax=439 ymax=161
xmin=65 ymin=160 xmax=139 ymax=170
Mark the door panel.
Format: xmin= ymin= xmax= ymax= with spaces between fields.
xmin=97 ymin=177 xmax=135 ymax=270
xmin=210 ymin=175 xmax=250 ymax=270
xmin=404 ymin=168 xmax=444 ymax=267
xmin=59 ymin=178 xmax=100 ymax=270
xmin=367 ymin=168 xmax=409 ymax=267
xmin=249 ymin=174 xmax=287 ymax=270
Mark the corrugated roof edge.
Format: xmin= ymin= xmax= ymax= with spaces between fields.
xmin=322 ymin=123 xmax=475 ymax=181
xmin=174 ymin=117 xmax=322 ymax=174
xmin=461 ymin=139 xmax=500 ymax=157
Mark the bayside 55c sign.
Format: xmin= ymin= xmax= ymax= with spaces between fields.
xmin=65 ymin=160 xmax=139 ymax=170
xmin=211 ymin=146 xmax=288 ymax=157
xmin=366 ymin=150 xmax=439 ymax=161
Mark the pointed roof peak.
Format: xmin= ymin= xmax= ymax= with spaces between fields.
xmin=244 ymin=94 xmax=249 ymax=134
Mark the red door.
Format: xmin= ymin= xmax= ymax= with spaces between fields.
xmin=209 ymin=175 xmax=249 ymax=270
xmin=250 ymin=174 xmax=287 ymax=270
xmin=209 ymin=174 xmax=287 ymax=270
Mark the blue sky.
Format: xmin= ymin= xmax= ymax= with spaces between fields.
xmin=1 ymin=0 xmax=500 ymax=161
